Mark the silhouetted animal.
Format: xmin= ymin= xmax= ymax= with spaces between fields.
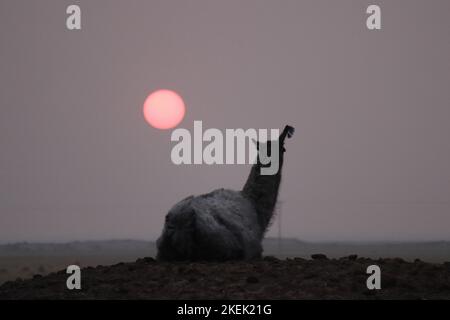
xmin=156 ymin=125 xmax=295 ymax=261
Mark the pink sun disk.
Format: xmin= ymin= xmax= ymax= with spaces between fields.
xmin=143 ymin=89 xmax=186 ymax=130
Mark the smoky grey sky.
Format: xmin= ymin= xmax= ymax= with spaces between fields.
xmin=0 ymin=0 xmax=449 ymax=243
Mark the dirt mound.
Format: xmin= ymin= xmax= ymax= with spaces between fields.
xmin=1 ymin=256 xmax=449 ymax=299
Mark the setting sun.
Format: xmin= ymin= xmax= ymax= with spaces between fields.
xmin=143 ymin=89 xmax=186 ymax=130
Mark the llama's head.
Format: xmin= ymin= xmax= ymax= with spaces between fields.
xmin=252 ymin=125 xmax=295 ymax=175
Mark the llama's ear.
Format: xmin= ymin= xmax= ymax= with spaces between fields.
xmin=285 ymin=125 xmax=295 ymax=138
xmin=251 ymin=138 xmax=259 ymax=149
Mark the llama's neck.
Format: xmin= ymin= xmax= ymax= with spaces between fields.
xmin=242 ymin=157 xmax=284 ymax=233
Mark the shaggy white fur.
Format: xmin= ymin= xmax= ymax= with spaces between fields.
xmin=157 ymin=189 xmax=262 ymax=260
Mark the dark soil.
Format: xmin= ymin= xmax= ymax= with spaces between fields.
xmin=1 ymin=255 xmax=449 ymax=299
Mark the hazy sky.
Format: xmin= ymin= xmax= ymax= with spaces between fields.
xmin=1 ymin=0 xmax=449 ymax=243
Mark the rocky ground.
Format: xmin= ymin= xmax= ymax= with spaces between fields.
xmin=1 ymin=255 xmax=449 ymax=299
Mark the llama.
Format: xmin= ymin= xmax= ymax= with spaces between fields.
xmin=156 ymin=125 xmax=295 ymax=261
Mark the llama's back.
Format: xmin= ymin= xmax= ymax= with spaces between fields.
xmin=157 ymin=188 xmax=263 ymax=261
